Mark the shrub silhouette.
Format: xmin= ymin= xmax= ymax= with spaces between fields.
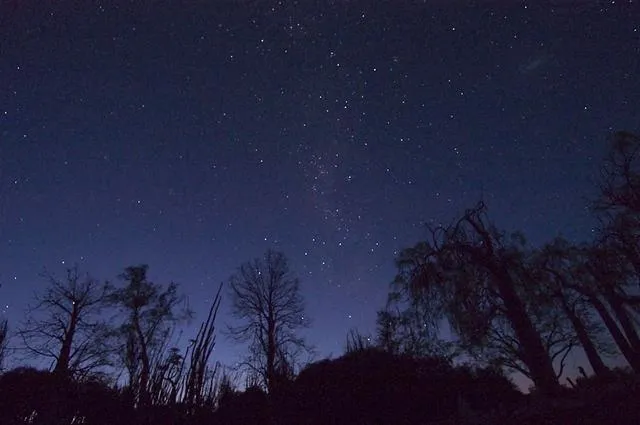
xmin=74 ymin=378 xmax=135 ymax=425
xmin=214 ymin=384 xmax=269 ymax=425
xmin=282 ymin=348 xmax=521 ymax=425
xmin=0 ymin=367 xmax=137 ymax=425
xmin=0 ymin=368 xmax=76 ymax=425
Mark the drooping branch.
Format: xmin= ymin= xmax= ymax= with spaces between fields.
xmin=388 ymin=203 xmax=561 ymax=394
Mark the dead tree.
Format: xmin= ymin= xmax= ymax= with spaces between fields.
xmin=18 ymin=267 xmax=113 ymax=378
xmin=595 ymin=131 xmax=640 ymax=214
xmin=227 ymin=250 xmax=311 ymax=393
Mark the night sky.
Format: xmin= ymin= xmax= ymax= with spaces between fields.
xmin=1 ymin=1 xmax=639 ymax=372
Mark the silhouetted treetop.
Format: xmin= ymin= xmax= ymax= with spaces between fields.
xmin=596 ymin=131 xmax=640 ymax=214
xmin=227 ymin=249 xmax=311 ymax=393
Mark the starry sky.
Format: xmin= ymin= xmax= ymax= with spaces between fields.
xmin=1 ymin=1 xmax=639 ymax=371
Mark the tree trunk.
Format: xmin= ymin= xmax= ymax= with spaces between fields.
xmin=494 ymin=267 xmax=559 ymax=395
xmin=604 ymin=289 xmax=640 ymax=352
xmin=622 ymin=245 xmax=640 ymax=284
xmin=559 ymin=295 xmax=609 ymax=377
xmin=54 ymin=305 xmax=79 ymax=376
xmin=134 ymin=312 xmax=151 ymax=408
xmin=462 ymin=214 xmax=559 ymax=394
xmin=589 ymin=294 xmax=640 ymax=372
xmin=266 ymin=316 xmax=277 ymax=393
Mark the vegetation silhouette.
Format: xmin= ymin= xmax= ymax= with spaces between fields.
xmin=0 ymin=367 xmax=133 ymax=425
xmin=17 ymin=267 xmax=114 ymax=379
xmin=226 ymin=249 xmax=312 ymax=394
xmin=1 ymin=132 xmax=639 ymax=424
xmin=285 ymin=348 xmax=522 ymax=425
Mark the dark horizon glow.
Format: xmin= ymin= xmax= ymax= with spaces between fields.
xmin=1 ymin=1 xmax=638 ymax=385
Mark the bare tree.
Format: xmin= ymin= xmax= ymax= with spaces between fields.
xmin=376 ymin=301 xmax=461 ymax=361
xmin=111 ymin=265 xmax=191 ymax=407
xmin=227 ymin=249 xmax=311 ymax=393
xmin=18 ymin=266 xmax=113 ymax=378
xmin=598 ymin=211 xmax=640 ymax=284
xmin=583 ymin=130 xmax=640 ymax=371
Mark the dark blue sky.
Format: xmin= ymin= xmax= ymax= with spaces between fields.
xmin=1 ymin=1 xmax=639 ymax=371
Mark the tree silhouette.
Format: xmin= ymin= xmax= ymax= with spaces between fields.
xmin=227 ymin=249 xmax=311 ymax=393
xmin=595 ymin=131 xmax=640 ymax=214
xmin=110 ymin=265 xmax=191 ymax=407
xmin=0 ymin=319 xmax=7 ymax=372
xmin=533 ymin=238 xmax=615 ymax=378
xmin=598 ymin=211 xmax=640 ymax=283
xmin=391 ymin=202 xmax=560 ymax=394
xmin=578 ymin=129 xmax=640 ymax=372
xmin=459 ymin=301 xmax=578 ymax=383
xmin=18 ymin=266 xmax=113 ymax=379
xmin=376 ymin=302 xmax=460 ymax=360
xmin=576 ymin=243 xmax=640 ymax=372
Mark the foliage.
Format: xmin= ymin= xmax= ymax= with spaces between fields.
xmin=387 ymin=203 xmax=561 ymax=393
xmin=110 ymin=265 xmax=192 ymax=407
xmin=2 ymin=131 xmax=640 ymax=423
xmin=376 ymin=305 xmax=461 ymax=360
